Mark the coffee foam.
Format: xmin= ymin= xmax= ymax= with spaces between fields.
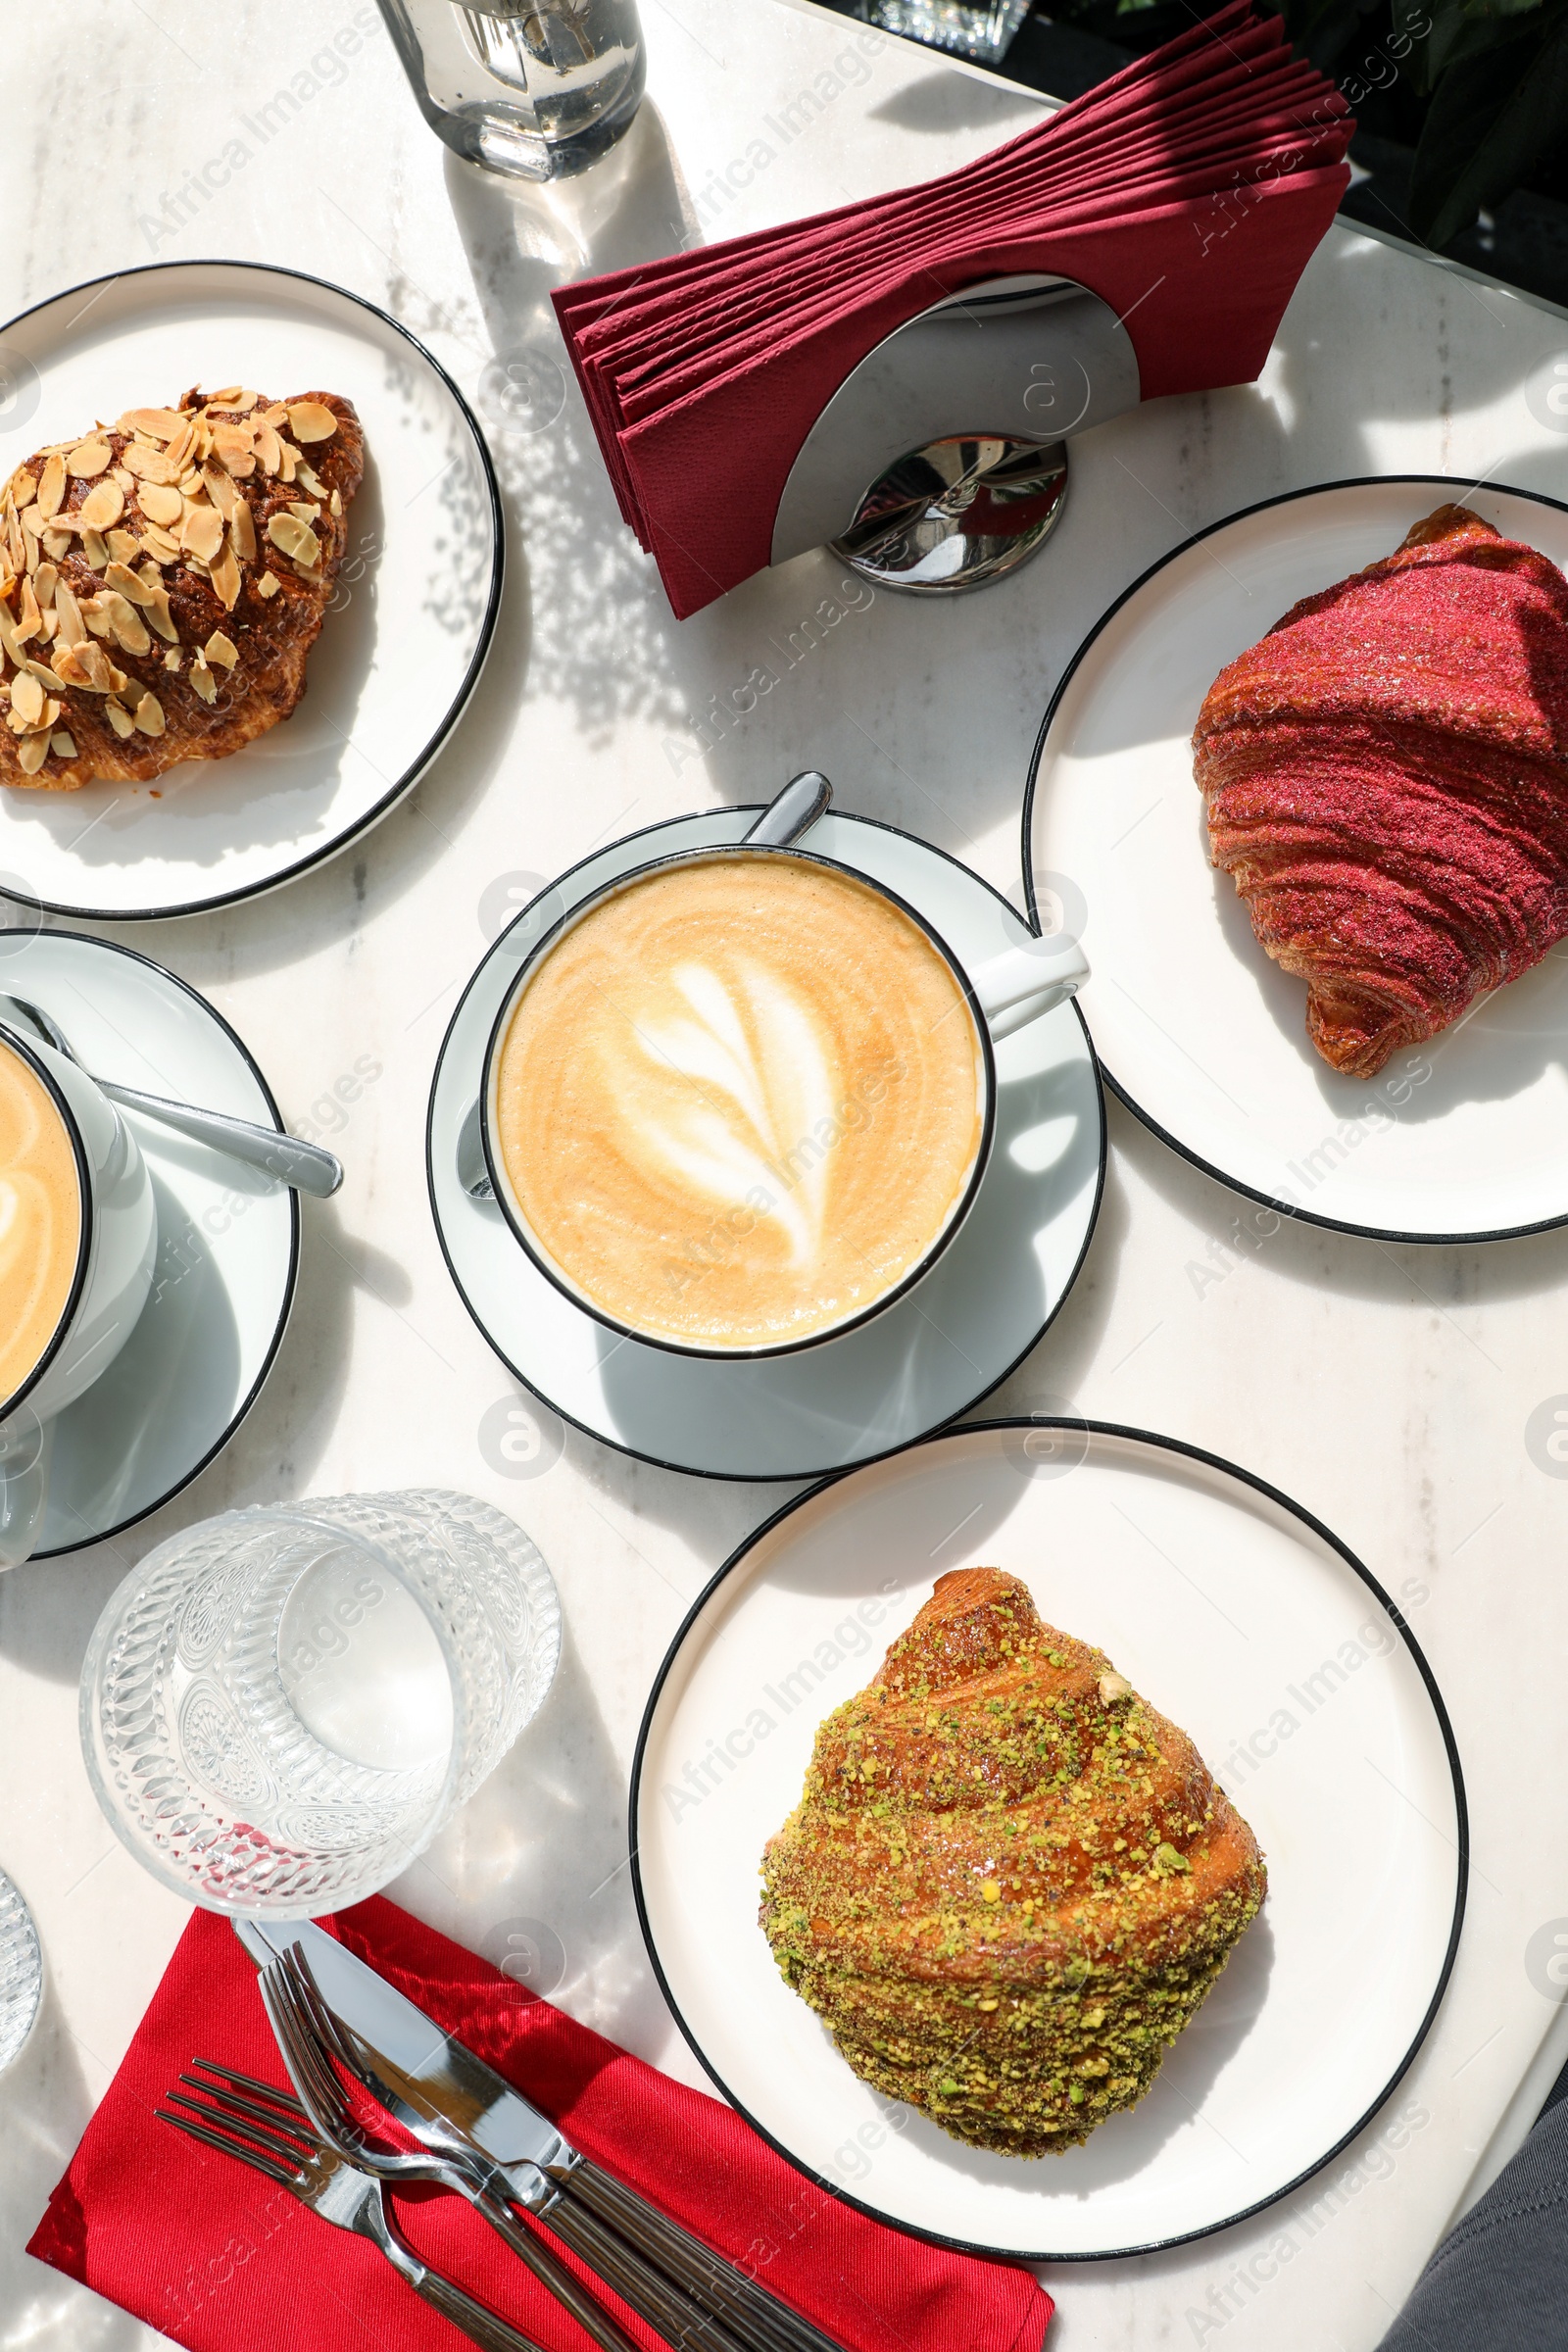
xmin=0 ymin=1036 xmax=81 ymax=1405
xmin=493 ymin=855 xmax=986 ymax=1348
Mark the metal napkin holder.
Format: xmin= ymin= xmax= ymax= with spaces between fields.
xmin=770 ymin=273 xmax=1141 ymax=594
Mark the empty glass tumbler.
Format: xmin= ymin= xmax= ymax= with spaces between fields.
xmin=81 ymin=1490 xmax=561 ymax=1918
xmin=378 ymin=0 xmax=645 ymax=179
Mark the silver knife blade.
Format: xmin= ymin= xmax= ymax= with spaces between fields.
xmin=232 ymin=1917 xmax=573 ymax=2183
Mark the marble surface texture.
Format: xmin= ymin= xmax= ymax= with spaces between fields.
xmin=2 ymin=1 xmax=1568 ymax=2346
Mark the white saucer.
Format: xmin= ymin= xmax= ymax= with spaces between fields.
xmin=427 ymin=809 xmax=1104 ymax=1482
xmin=0 ymin=261 xmax=501 ymax=921
xmin=631 ymin=1420 xmax=1465 ymax=2258
xmin=0 ymin=928 xmax=298 ymax=1556
xmin=1023 ymin=477 xmax=1568 ymax=1242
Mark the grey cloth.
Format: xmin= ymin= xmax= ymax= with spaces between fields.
xmin=1378 ymin=2093 xmax=1568 ymax=2349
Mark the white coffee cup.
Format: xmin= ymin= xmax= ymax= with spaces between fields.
xmin=0 ymin=1029 xmax=157 ymax=1568
xmin=478 ymin=771 xmax=1090 ymax=1358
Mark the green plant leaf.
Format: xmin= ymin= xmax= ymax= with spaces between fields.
xmin=1409 ymin=2 xmax=1568 ymax=242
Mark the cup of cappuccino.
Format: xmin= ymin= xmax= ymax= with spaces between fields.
xmin=479 ymin=773 xmax=1088 ymax=1358
xmin=0 ymin=1024 xmax=158 ymax=1566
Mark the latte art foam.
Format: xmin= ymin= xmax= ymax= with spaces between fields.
xmin=493 ymin=856 xmax=987 ymax=1348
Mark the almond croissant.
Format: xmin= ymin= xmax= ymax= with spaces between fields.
xmin=760 ymin=1567 xmax=1265 ymax=2155
xmin=1195 ymin=504 xmax=1568 ymax=1077
xmin=0 ymin=385 xmax=363 ymax=791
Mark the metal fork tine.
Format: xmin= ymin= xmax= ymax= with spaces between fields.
xmin=262 ymin=1968 xmax=345 ymax=2119
xmin=285 ymin=1944 xmax=368 ymax=2080
xmin=170 ymin=2077 xmax=316 ymax=2167
xmin=157 ymin=2105 xmax=301 ymax=2189
xmin=188 ymin=2058 xmax=310 ymax=2118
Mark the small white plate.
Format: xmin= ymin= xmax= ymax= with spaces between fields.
xmin=0 ymin=927 xmax=298 ymax=1555
xmin=0 ymin=261 xmax=501 ymax=921
xmin=1023 ymin=477 xmax=1568 ymax=1241
xmin=631 ymin=1421 xmax=1465 ymax=2258
xmin=427 ymin=809 xmax=1104 ymax=1482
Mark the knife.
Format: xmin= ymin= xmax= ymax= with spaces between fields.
xmin=232 ymin=1919 xmax=846 ymax=2352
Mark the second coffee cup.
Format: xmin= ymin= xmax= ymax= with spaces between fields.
xmin=479 ymin=773 xmax=1088 ymax=1359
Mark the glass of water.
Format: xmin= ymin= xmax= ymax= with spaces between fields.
xmin=378 ymin=0 xmax=645 ymax=180
xmin=857 ymin=0 xmax=1027 ymax=67
xmin=81 ymin=1490 xmax=560 ymax=1918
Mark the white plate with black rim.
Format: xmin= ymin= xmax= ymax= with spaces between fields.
xmin=1022 ymin=476 xmax=1568 ymax=1243
xmin=0 ymin=926 xmax=298 ymax=1555
xmin=427 ymin=808 xmax=1104 ymax=1483
xmin=630 ymin=1420 xmax=1465 ymax=2258
xmin=0 ymin=260 xmax=501 ymax=920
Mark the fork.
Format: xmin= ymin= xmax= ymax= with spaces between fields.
xmin=265 ymin=1944 xmax=757 ymax=2352
xmin=158 ymin=2060 xmax=548 ymax=2352
xmin=258 ymin=1952 xmax=669 ymax=2352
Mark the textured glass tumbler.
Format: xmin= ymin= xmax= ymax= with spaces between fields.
xmin=378 ymin=0 xmax=646 ymax=180
xmin=81 ymin=1490 xmax=561 ymax=1918
xmin=857 ymin=0 xmax=1028 ymax=66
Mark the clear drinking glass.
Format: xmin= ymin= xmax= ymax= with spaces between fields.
xmin=81 ymin=1490 xmax=561 ymax=1918
xmin=858 ymin=0 xmax=1028 ymax=67
xmin=378 ymin=0 xmax=646 ymax=180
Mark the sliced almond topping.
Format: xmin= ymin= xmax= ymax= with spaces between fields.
xmin=209 ymin=540 xmax=241 ymax=609
xmin=203 ymin=384 xmax=244 ymax=406
xmin=121 ymin=443 xmax=179 ymax=486
xmin=199 ymin=462 xmax=239 ymax=520
xmin=163 ymin=647 xmax=180 ymax=671
xmin=16 ymin=731 xmax=48 ymax=775
xmin=41 ymin=531 xmax=72 ymax=564
xmin=260 ymin=404 xmax=288 ymax=428
xmin=54 ymin=581 xmax=85 ymax=645
xmin=139 ymin=523 xmax=180 ymax=564
xmin=73 ymin=639 xmax=122 ymax=693
xmin=137 ymin=481 xmax=182 ymax=527
xmin=52 ymin=644 xmax=88 ymax=687
xmin=118 ymin=407 xmax=186 ymax=442
xmin=34 ymin=610 xmax=56 ymax=644
xmin=7 ymin=472 xmax=36 ymax=510
xmin=35 ymin=455 xmax=66 ymax=519
xmin=78 ymin=596 xmax=111 ymax=639
xmin=287 ymin=500 xmax=318 ymax=525
xmin=253 ymin=421 xmax=282 ymax=475
xmin=286 ymin=400 xmax=338 ymax=443
xmin=15 ymin=579 xmax=40 ymax=641
xmin=256 ymin=569 xmax=279 ymax=599
xmin=112 ymin=465 xmax=134 ymax=493
xmin=105 ymin=528 xmax=140 ymax=565
xmin=274 ymin=439 xmax=298 ymax=485
xmin=132 ymin=689 xmax=165 ymax=736
xmin=180 ymin=505 xmax=224 ymax=564
xmin=21 ymin=526 xmax=39 ymax=574
xmin=49 ymin=729 xmax=75 ymax=759
xmin=103 ymin=561 xmax=153 ymax=608
xmin=203 ymin=628 xmax=238 ymax=669
xmin=11 ymin=671 xmax=43 ymax=725
xmin=20 ymin=503 xmax=44 ymax=538
xmin=105 ymin=698 xmax=136 ymax=738
xmin=24 ymin=658 xmax=66 ymax=692
xmin=228 ymin=495 xmax=256 ymax=563
xmin=190 ymin=660 xmax=218 ymax=705
xmin=211 ymin=424 xmax=256 ymax=478
xmin=142 ymin=585 xmax=177 ymax=644
xmin=81 ymin=529 xmax=109 ymax=571
xmin=329 ymin=488 xmax=342 ymax=518
xmin=267 ymin=512 xmax=320 ymax=568
xmin=78 ymin=479 xmax=125 ymax=532
xmin=67 ymin=439 xmax=111 ymax=479
xmin=294 ymin=460 xmax=327 ymax=500
xmin=31 ymin=563 xmax=57 ymax=610
xmin=164 ymin=421 xmax=198 ymax=475
xmin=103 ymin=592 xmax=151 ymax=656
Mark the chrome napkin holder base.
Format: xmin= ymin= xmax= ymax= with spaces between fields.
xmin=770 ymin=274 xmax=1141 ymax=595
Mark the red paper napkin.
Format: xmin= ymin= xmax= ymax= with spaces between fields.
xmin=27 ymin=1896 xmax=1054 ymax=2352
xmin=552 ymin=2 xmax=1352 ymax=619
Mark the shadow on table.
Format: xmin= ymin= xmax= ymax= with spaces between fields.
xmin=392 ymin=1616 xmax=673 ymax=2062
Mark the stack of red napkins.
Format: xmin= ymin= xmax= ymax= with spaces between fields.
xmin=554 ymin=1 xmax=1351 ymax=619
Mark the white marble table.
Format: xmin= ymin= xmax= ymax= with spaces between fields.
xmin=3 ymin=2 xmax=1568 ymax=2345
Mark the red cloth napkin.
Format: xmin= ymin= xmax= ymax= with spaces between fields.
xmin=552 ymin=2 xmax=1352 ymax=619
xmin=27 ymin=1896 xmax=1054 ymax=2352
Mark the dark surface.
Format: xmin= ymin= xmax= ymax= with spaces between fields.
xmin=816 ymin=1 xmax=1568 ymax=310
xmin=1375 ymin=2095 xmax=1568 ymax=2350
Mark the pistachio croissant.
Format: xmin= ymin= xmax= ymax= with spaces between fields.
xmin=760 ymin=1567 xmax=1265 ymax=2155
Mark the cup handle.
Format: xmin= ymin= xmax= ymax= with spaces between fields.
xmin=0 ymin=1413 xmax=52 ymax=1572
xmin=971 ymin=932 xmax=1090 ymax=1041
